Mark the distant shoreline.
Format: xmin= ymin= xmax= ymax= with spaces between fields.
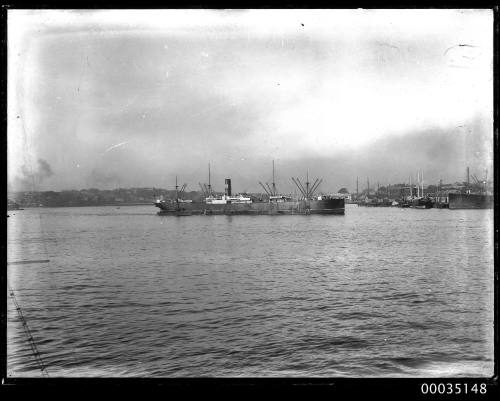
xmin=10 ymin=203 xmax=154 ymax=209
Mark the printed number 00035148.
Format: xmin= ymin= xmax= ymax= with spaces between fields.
xmin=421 ymin=383 xmax=487 ymax=395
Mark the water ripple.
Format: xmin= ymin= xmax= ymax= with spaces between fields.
xmin=7 ymin=205 xmax=494 ymax=377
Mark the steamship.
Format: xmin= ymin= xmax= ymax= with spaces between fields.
xmin=154 ymin=166 xmax=344 ymax=216
xmin=448 ymin=193 xmax=493 ymax=209
xmin=448 ymin=168 xmax=493 ymax=209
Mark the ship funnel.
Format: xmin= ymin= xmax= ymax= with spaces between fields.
xmin=225 ymin=178 xmax=232 ymax=196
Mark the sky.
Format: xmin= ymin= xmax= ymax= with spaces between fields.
xmin=7 ymin=9 xmax=494 ymax=194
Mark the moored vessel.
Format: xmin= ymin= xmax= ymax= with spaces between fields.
xmin=448 ymin=168 xmax=493 ymax=209
xmin=154 ymin=176 xmax=193 ymax=216
xmin=155 ymin=178 xmax=344 ymax=215
xmin=448 ymin=193 xmax=493 ymax=209
xmin=155 ymin=164 xmax=344 ymax=215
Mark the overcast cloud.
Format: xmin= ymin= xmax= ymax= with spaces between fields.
xmin=8 ymin=9 xmax=493 ymax=193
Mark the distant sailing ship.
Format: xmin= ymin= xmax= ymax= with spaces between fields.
xmin=398 ymin=171 xmax=433 ymax=209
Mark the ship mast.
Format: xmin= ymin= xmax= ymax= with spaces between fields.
xmin=291 ymin=173 xmax=322 ymax=200
xmin=306 ymin=171 xmax=310 ymax=199
xmin=175 ymin=175 xmax=179 ymax=209
xmin=417 ymin=171 xmax=420 ymax=198
xmin=208 ymin=163 xmax=212 ymax=196
xmin=272 ymin=160 xmax=276 ymax=196
xmin=356 ymin=176 xmax=359 ymax=201
xmin=421 ymin=170 xmax=424 ymax=197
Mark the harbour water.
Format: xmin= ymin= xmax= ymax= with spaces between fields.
xmin=7 ymin=204 xmax=494 ymax=377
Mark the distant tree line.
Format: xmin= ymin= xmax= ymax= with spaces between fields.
xmin=8 ymin=188 xmax=191 ymax=207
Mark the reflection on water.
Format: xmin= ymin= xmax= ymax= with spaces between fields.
xmin=7 ymin=205 xmax=494 ymax=377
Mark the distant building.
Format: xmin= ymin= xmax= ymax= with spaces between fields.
xmin=332 ymin=192 xmax=351 ymax=200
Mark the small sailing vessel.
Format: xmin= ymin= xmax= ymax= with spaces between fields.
xmin=154 ymin=176 xmax=192 ymax=216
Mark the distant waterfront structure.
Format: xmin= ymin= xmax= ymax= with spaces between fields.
xmin=356 ymin=177 xmax=359 ymax=202
xmin=7 ymin=167 xmax=493 ymax=210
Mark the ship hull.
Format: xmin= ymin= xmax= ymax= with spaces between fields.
xmin=411 ymin=198 xmax=434 ymax=209
xmin=156 ymin=198 xmax=345 ymax=215
xmin=448 ymin=193 xmax=493 ymax=209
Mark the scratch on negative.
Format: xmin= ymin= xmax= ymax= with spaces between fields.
xmin=443 ymin=43 xmax=479 ymax=56
xmin=103 ymin=142 xmax=128 ymax=153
